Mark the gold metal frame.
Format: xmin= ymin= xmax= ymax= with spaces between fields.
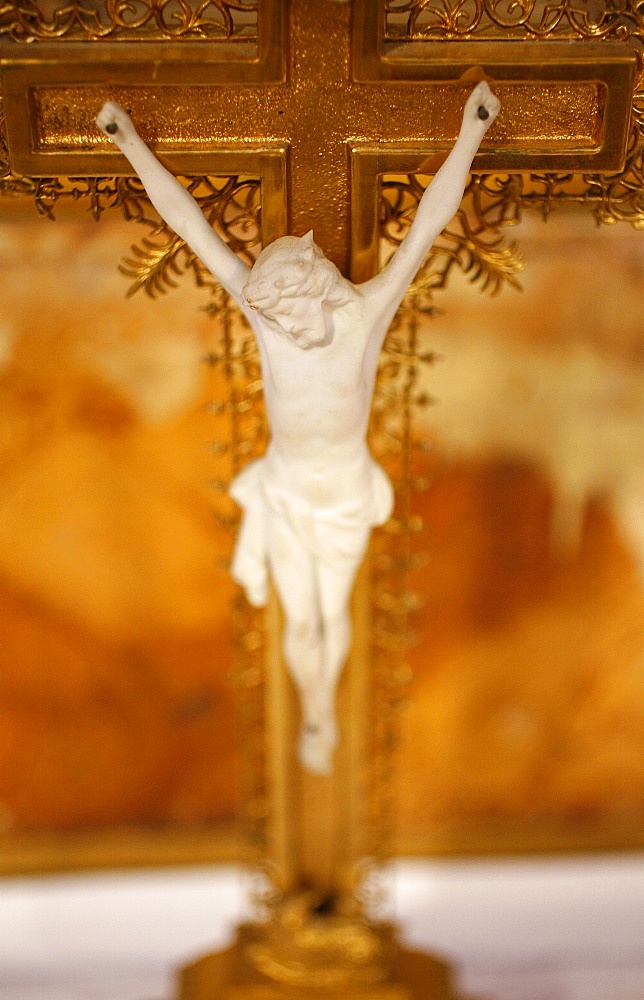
xmin=353 ymin=34 xmax=636 ymax=163
xmin=1 ymin=34 xmax=286 ymax=176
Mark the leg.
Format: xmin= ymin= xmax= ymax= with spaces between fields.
xmin=265 ymin=516 xmax=328 ymax=771
xmin=312 ymin=544 xmax=366 ymax=770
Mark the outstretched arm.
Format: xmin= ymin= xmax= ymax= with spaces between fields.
xmin=96 ymin=102 xmax=251 ymax=304
xmin=361 ymin=82 xmax=500 ymax=333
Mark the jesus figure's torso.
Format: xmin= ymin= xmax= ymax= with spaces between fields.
xmin=247 ymin=295 xmax=386 ymax=510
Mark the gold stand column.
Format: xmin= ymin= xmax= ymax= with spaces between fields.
xmin=177 ymin=567 xmax=466 ymax=1000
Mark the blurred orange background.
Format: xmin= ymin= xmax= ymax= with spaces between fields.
xmin=0 ymin=196 xmax=642 ymax=866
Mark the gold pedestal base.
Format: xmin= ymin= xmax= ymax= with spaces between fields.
xmin=178 ymin=924 xmax=460 ymax=1000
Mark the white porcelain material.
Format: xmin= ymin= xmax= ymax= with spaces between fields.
xmin=96 ymin=83 xmax=500 ymax=774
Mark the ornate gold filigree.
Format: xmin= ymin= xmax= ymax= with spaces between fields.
xmin=381 ymin=172 xmax=525 ymax=302
xmin=0 ymin=0 xmax=258 ymax=43
xmin=521 ymin=128 xmax=644 ymax=228
xmin=118 ymin=176 xmax=261 ymax=295
xmin=364 ymin=165 xmax=527 ymax=859
xmin=367 ymin=316 xmax=435 ymax=861
xmin=383 ymin=0 xmax=644 ymax=230
xmin=200 ymin=289 xmax=268 ymax=865
xmin=1 ymin=96 xmax=262 ymax=260
xmin=385 ymin=0 xmax=644 ymax=50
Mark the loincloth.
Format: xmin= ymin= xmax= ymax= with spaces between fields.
xmin=229 ymin=456 xmax=393 ymax=606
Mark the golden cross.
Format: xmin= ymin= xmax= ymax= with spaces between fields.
xmin=1 ymin=0 xmax=635 ymax=277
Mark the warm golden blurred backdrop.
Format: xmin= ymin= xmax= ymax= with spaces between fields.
xmin=397 ymin=208 xmax=643 ymax=851
xmin=0 ymin=200 xmax=239 ymax=850
xmin=0 ymin=196 xmax=642 ymax=868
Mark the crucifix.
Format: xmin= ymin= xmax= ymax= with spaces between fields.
xmin=0 ymin=1 xmax=637 ymax=996
xmin=96 ymin=78 xmax=500 ymax=782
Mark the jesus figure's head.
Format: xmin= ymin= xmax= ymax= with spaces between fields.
xmin=241 ymin=231 xmax=352 ymax=348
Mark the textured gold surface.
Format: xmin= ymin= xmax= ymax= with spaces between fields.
xmin=31 ymin=80 xmax=604 ymax=151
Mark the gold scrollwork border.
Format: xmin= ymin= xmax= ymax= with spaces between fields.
xmin=0 ymin=0 xmax=258 ymax=43
xmin=383 ymin=0 xmax=644 ymax=47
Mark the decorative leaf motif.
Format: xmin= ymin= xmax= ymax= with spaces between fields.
xmin=119 ymin=229 xmax=191 ymax=297
xmin=461 ymin=237 xmax=525 ymax=291
xmin=381 ymin=172 xmax=526 ymax=310
xmin=411 ymin=231 xmax=525 ymax=298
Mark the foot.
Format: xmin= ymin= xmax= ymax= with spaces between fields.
xmin=298 ymin=717 xmax=338 ymax=776
xmin=244 ymin=577 xmax=268 ymax=608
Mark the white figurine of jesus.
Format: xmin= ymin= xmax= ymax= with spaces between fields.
xmin=97 ymin=82 xmax=500 ymax=775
